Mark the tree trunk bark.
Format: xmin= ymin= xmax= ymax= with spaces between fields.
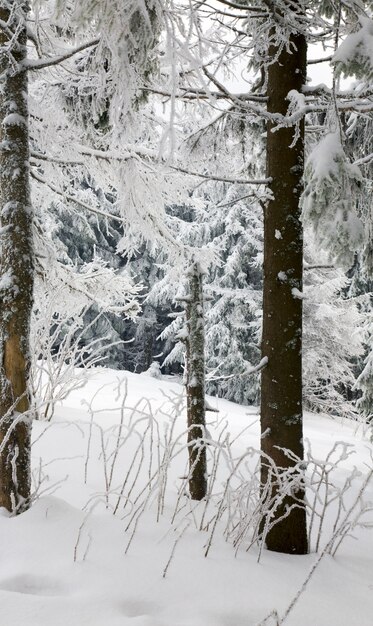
xmin=260 ymin=16 xmax=308 ymax=553
xmin=0 ymin=1 xmax=33 ymax=513
xmin=186 ymin=263 xmax=207 ymax=501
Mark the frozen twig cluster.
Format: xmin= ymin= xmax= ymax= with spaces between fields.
xmin=31 ymin=304 xmax=124 ymax=421
xmin=26 ymin=370 xmax=373 ymax=620
xmin=64 ymin=380 xmax=373 ymax=565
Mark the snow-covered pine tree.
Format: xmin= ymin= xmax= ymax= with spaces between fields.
xmin=157 ymin=184 xmax=264 ymax=405
xmin=0 ymin=0 xmax=176 ymax=512
xmin=341 ymin=113 xmax=373 ymax=420
xmin=46 ymin=204 xmax=138 ymax=371
xmin=139 ymin=110 xmax=266 ymax=404
xmin=135 ymin=0 xmax=373 ymax=553
xmin=301 ymin=13 xmax=373 ymax=421
xmin=303 ymin=240 xmax=364 ymax=417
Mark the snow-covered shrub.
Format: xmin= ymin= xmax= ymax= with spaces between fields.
xmin=77 ymin=380 xmax=372 ymax=561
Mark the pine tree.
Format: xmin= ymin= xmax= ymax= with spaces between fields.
xmin=0 ymin=0 xmax=163 ymax=511
xmin=340 ymin=115 xmax=373 ymax=420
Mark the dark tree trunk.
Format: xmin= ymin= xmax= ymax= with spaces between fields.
xmin=260 ymin=16 xmax=308 ymax=553
xmin=0 ymin=1 xmax=33 ymax=513
xmin=186 ymin=263 xmax=207 ymax=501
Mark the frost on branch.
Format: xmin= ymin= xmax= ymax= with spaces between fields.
xmin=36 ymin=252 xmax=141 ymax=320
xmin=50 ymin=0 xmax=162 ymax=121
xmin=333 ymin=17 xmax=373 ymax=79
xmin=301 ymin=131 xmax=364 ymax=267
xmin=30 ymin=253 xmax=141 ymax=420
xmin=115 ymin=160 xmax=191 ymax=257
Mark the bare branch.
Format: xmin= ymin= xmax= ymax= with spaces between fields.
xmin=307 ymin=55 xmax=333 ymax=65
xmin=22 ymin=37 xmax=100 ymax=71
xmin=168 ymin=165 xmax=270 ymax=185
xmin=205 ymin=0 xmax=267 ymax=13
xmin=354 ymin=152 xmax=373 ymax=166
xmin=143 ymin=86 xmax=267 ymax=103
xmin=207 ymin=356 xmax=268 ymax=382
xmin=303 ymin=264 xmax=335 ymax=271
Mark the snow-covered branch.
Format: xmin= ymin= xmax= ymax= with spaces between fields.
xmin=30 ymin=169 xmax=124 ymax=223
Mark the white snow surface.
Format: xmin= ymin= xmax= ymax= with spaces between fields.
xmin=2 ymin=368 xmax=372 ymax=626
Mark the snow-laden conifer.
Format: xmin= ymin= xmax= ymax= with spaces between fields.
xmin=302 ymin=131 xmax=365 ymax=267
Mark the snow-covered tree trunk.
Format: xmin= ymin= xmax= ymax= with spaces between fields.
xmin=0 ymin=1 xmax=33 ymax=512
xmin=185 ymin=263 xmax=207 ymax=501
xmin=260 ymin=13 xmax=308 ymax=554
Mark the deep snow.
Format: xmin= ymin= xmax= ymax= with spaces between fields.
xmin=0 ymin=368 xmax=372 ymax=626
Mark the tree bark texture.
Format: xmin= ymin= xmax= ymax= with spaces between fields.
xmin=0 ymin=1 xmax=33 ymax=512
xmin=186 ymin=263 xmax=207 ymax=501
xmin=260 ymin=16 xmax=308 ymax=553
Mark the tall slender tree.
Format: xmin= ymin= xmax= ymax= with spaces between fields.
xmin=260 ymin=4 xmax=308 ymax=553
xmin=0 ymin=0 xmax=33 ymax=512
xmin=185 ymin=262 xmax=207 ymax=501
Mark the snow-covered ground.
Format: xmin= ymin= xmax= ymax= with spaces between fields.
xmin=1 ymin=368 xmax=372 ymax=626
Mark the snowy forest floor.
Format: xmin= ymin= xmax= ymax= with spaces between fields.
xmin=1 ymin=368 xmax=372 ymax=626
